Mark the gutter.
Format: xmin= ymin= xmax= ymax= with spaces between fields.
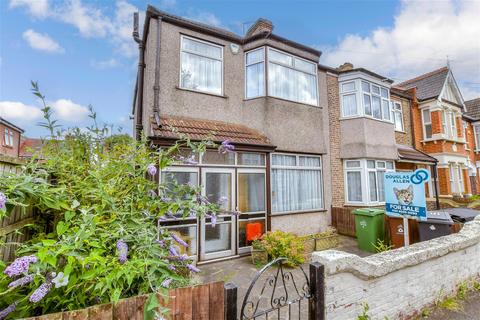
xmin=132 ymin=12 xmax=145 ymax=141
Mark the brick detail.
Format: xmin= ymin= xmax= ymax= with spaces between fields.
xmin=456 ymin=117 xmax=463 ymax=138
xmin=430 ymin=110 xmax=443 ymax=134
xmin=437 ymin=167 xmax=451 ymax=195
xmin=327 ymin=74 xmax=344 ymax=207
xmin=462 ymin=168 xmax=471 ymax=194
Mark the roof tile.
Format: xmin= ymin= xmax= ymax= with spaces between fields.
xmin=395 ymin=67 xmax=449 ymax=101
xmin=465 ymin=98 xmax=480 ymax=120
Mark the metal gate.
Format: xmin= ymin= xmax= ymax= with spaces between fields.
xmin=224 ymin=258 xmax=325 ymax=320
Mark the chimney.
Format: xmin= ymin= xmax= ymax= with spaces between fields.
xmin=245 ymin=18 xmax=273 ymax=37
xmin=337 ymin=62 xmax=354 ymax=71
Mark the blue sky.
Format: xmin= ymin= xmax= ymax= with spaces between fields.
xmin=1 ymin=0 xmax=479 ymax=137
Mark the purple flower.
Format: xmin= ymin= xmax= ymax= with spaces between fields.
xmin=168 ymin=265 xmax=176 ymax=271
xmin=156 ymin=239 xmax=166 ymax=247
xmin=4 ymin=255 xmax=37 ymax=278
xmin=171 ymin=233 xmax=189 ymax=248
xmin=147 ymin=164 xmax=157 ymax=177
xmin=209 ymin=214 xmax=217 ymax=228
xmin=218 ymin=196 xmax=228 ymax=205
xmin=169 ymin=245 xmax=179 ymax=257
xmin=8 ymin=275 xmax=33 ymax=288
xmin=187 ymin=264 xmax=200 ymax=273
xmin=232 ymin=208 xmax=241 ymax=216
xmin=29 ymin=281 xmax=52 ymax=303
xmin=189 ymin=210 xmax=196 ymax=218
xmin=0 ymin=192 xmax=6 ymax=210
xmin=161 ymin=278 xmax=172 ymax=288
xmin=0 ymin=301 xmax=17 ymax=320
xmin=218 ymin=140 xmax=234 ymax=154
xmin=178 ymin=254 xmax=189 ymax=261
xmin=149 ymin=190 xmax=157 ymax=198
xmin=52 ymin=272 xmax=69 ymax=288
xmin=179 ymin=155 xmax=198 ymax=165
xmin=116 ymin=240 xmax=128 ymax=264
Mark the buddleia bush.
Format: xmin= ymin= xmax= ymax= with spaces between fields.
xmin=0 ymin=83 xmax=228 ymax=319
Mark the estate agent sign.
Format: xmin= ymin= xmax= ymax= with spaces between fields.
xmin=384 ymin=169 xmax=430 ymax=221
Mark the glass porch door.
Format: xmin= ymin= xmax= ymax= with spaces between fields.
xmin=200 ymin=168 xmax=236 ymax=260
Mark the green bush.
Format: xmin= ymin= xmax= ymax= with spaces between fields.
xmin=0 ymin=83 xmax=222 ymax=319
xmin=253 ymin=231 xmax=305 ymax=267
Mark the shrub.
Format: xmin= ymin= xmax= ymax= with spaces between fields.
xmin=253 ymin=231 xmax=305 ymax=267
xmin=0 ymin=83 xmax=225 ymax=319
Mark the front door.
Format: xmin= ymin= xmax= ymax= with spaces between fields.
xmin=200 ymin=168 xmax=236 ymax=260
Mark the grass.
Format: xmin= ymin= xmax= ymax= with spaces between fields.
xmin=436 ymin=296 xmax=463 ymax=312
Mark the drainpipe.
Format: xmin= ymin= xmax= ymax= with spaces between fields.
xmin=433 ymin=163 xmax=440 ymax=210
xmin=133 ymin=12 xmax=145 ymax=141
xmin=153 ymin=17 xmax=162 ymax=127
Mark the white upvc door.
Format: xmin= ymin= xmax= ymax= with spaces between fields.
xmin=200 ymin=168 xmax=236 ymax=260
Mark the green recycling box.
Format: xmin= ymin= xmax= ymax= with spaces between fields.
xmin=353 ymin=208 xmax=385 ymax=253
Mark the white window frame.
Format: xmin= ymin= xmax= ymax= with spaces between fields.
xmin=344 ymin=159 xmax=395 ymax=205
xmin=179 ymin=35 xmax=224 ymax=95
xmin=244 ymin=47 xmax=266 ymax=99
xmin=474 ymin=124 xmax=480 ymax=152
xmin=392 ymin=101 xmax=404 ymax=132
xmin=270 ymin=153 xmax=323 ymax=214
xmin=3 ymin=128 xmax=14 ymax=147
xmin=266 ymin=47 xmax=319 ymax=106
xmin=341 ymin=81 xmax=358 ymax=117
xmin=422 ymin=109 xmax=432 ymax=140
xmin=236 ymin=168 xmax=267 ymax=215
xmin=464 ymin=121 xmax=470 ymax=150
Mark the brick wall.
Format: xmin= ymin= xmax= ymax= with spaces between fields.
xmin=437 ymin=167 xmax=451 ymax=195
xmin=0 ymin=123 xmax=21 ymax=157
xmin=327 ymin=74 xmax=344 ymax=207
xmin=431 ymin=110 xmax=443 ymax=134
xmin=312 ymin=217 xmax=480 ymax=320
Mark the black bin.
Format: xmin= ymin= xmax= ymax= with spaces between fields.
xmin=446 ymin=208 xmax=480 ymax=223
xmin=418 ymin=211 xmax=453 ymax=241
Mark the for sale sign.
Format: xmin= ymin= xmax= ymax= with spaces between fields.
xmin=384 ymin=169 xmax=429 ymax=221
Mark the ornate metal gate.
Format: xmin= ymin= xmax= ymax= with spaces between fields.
xmin=224 ymin=258 xmax=325 ymax=320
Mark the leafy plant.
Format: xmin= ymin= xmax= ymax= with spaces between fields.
xmin=374 ymin=239 xmax=393 ymax=253
xmin=253 ymin=230 xmax=305 ymax=267
xmin=357 ymin=302 xmax=370 ymax=320
xmin=0 ymin=83 xmax=225 ymax=319
xmin=457 ymin=281 xmax=469 ymax=300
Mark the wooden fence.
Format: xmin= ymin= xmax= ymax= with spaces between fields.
xmin=0 ymin=156 xmax=37 ymax=262
xmin=331 ymin=206 xmax=356 ymax=237
xmin=23 ymin=282 xmax=225 ymax=320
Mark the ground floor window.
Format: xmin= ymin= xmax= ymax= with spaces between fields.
xmin=449 ymin=163 xmax=465 ymax=194
xmin=271 ymin=153 xmax=323 ymax=213
xmin=344 ymin=159 xmax=394 ymax=205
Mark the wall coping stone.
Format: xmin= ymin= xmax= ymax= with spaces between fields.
xmin=312 ymin=216 xmax=480 ymax=280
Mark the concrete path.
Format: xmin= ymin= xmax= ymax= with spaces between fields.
xmin=427 ymin=291 xmax=480 ymax=320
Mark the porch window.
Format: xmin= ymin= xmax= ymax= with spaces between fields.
xmin=344 ymin=159 xmax=394 ymax=205
xmin=245 ymin=48 xmax=265 ymax=98
xmin=238 ymin=172 xmax=265 ymax=213
xmin=180 ymin=36 xmax=223 ymax=95
xmin=422 ymin=110 xmax=432 ymax=139
xmin=267 ymin=48 xmax=318 ymax=105
xmin=271 ymin=154 xmax=323 ymax=213
xmin=392 ymin=101 xmax=404 ymax=132
xmin=4 ymin=128 xmax=14 ymax=147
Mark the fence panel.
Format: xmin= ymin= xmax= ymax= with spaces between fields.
xmin=331 ymin=207 xmax=356 ymax=237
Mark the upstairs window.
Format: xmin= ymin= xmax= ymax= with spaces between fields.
xmin=340 ymin=79 xmax=391 ymax=122
xmin=267 ymin=48 xmax=318 ymax=105
xmin=464 ymin=121 xmax=470 ymax=150
xmin=245 ymin=48 xmax=265 ymax=99
xmin=180 ymin=36 xmax=223 ymax=95
xmin=422 ymin=110 xmax=432 ymax=139
xmin=4 ymin=128 xmax=14 ymax=147
xmin=474 ymin=124 xmax=480 ymax=150
xmin=392 ymin=101 xmax=404 ymax=132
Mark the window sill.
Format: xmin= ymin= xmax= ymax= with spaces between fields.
xmin=176 ymin=86 xmax=228 ymax=99
xmin=244 ymin=95 xmax=322 ymax=109
xmin=340 ymin=115 xmax=394 ymax=125
xmin=344 ymin=202 xmax=385 ymax=207
xmin=395 ymin=130 xmax=406 ymax=134
xmin=270 ymin=209 xmax=326 ymax=217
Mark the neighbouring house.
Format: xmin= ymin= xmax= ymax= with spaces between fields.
xmin=19 ymin=137 xmax=44 ymax=159
xmin=132 ymin=6 xmax=331 ymax=262
xmin=327 ymin=63 xmax=437 ymax=210
xmin=0 ymin=117 xmax=24 ymax=158
xmin=464 ymin=97 xmax=480 ymax=194
xmin=396 ymin=66 xmax=475 ymax=197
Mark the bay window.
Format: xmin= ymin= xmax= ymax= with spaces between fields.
xmin=392 ymin=101 xmax=404 ymax=132
xmin=340 ymin=79 xmax=391 ymax=122
xmin=180 ymin=36 xmax=223 ymax=95
xmin=271 ymin=154 xmax=323 ymax=213
xmin=245 ymin=47 xmax=318 ymax=105
xmin=344 ymin=159 xmax=394 ymax=205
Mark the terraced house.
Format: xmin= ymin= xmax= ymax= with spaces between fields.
xmin=132 ymin=6 xmax=331 ymax=262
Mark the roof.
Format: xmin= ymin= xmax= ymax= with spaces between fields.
xmin=338 ymin=67 xmax=394 ymax=84
xmin=19 ymin=138 xmax=43 ymax=158
xmin=397 ymin=144 xmax=437 ymax=163
xmin=0 ymin=117 xmax=24 ymax=133
xmin=465 ymin=98 xmax=480 ymax=120
xmin=395 ymin=67 xmax=449 ymax=101
xmin=150 ymin=116 xmax=273 ymax=147
xmin=146 ymin=6 xmax=321 ymax=57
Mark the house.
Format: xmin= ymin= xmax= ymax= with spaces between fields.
xmin=132 ymin=6 xmax=331 ymax=262
xmin=396 ymin=67 xmax=475 ymax=197
xmin=0 ymin=117 xmax=24 ymax=158
xmin=327 ymin=63 xmax=437 ymax=210
xmin=464 ymin=97 xmax=480 ymax=194
xmin=19 ymin=137 xmax=44 ymax=159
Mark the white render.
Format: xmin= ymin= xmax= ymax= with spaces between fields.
xmin=311 ymin=216 xmax=480 ymax=320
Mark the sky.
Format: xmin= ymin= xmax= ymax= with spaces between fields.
xmin=0 ymin=0 xmax=479 ymax=138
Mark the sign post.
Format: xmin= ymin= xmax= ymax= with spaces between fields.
xmin=384 ymin=169 xmax=430 ymax=247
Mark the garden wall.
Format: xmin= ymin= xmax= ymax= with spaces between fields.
xmin=312 ymin=216 xmax=480 ymax=320
xmin=22 ymin=281 xmax=225 ymax=320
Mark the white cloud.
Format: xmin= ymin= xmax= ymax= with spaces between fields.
xmin=22 ymin=29 xmax=65 ymax=54
xmin=50 ymin=99 xmax=89 ymax=122
xmin=91 ymin=58 xmax=119 ymax=69
xmin=9 ymin=0 xmax=49 ymax=18
xmin=57 ymin=0 xmax=112 ymax=38
xmin=184 ymin=9 xmax=223 ymax=28
xmin=0 ymin=101 xmax=43 ymax=121
xmin=320 ymin=0 xmax=480 ymax=99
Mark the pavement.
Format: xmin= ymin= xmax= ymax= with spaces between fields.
xmin=426 ymin=291 xmax=480 ymax=320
